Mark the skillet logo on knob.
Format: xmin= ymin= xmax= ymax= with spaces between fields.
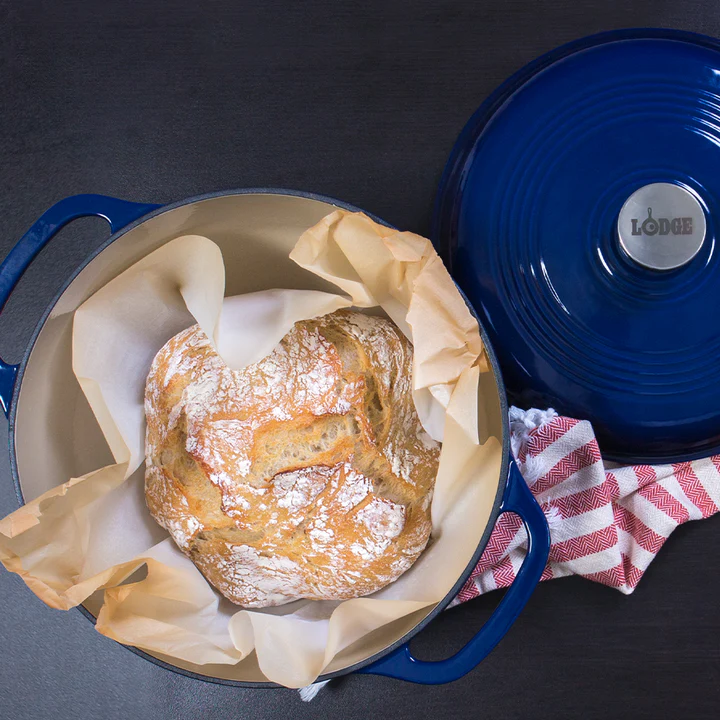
xmin=631 ymin=208 xmax=693 ymax=237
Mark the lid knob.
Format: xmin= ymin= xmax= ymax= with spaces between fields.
xmin=617 ymin=183 xmax=706 ymax=271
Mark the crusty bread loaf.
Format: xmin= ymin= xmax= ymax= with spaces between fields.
xmin=144 ymin=309 xmax=440 ymax=608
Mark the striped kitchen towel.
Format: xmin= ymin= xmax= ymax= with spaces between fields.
xmin=453 ymin=407 xmax=720 ymax=603
xmin=299 ymin=407 xmax=720 ymax=699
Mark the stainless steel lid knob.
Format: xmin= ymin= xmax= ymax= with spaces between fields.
xmin=617 ymin=183 xmax=706 ymax=271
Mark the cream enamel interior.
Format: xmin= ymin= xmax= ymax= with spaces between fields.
xmin=13 ymin=192 xmax=504 ymax=682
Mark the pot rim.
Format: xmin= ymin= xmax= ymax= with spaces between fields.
xmin=7 ymin=187 xmax=510 ymax=687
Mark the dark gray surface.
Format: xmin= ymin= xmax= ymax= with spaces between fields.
xmin=1 ymin=1 xmax=719 ymax=718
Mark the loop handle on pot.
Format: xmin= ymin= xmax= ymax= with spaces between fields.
xmin=0 ymin=194 xmax=160 ymax=416
xmin=359 ymin=460 xmax=550 ymax=684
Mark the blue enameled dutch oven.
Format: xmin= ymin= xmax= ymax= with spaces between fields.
xmin=8 ymin=23 xmax=719 ymax=689
xmin=0 ymin=189 xmax=550 ymax=686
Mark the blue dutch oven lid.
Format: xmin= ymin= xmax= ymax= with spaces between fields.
xmin=434 ymin=29 xmax=720 ymax=463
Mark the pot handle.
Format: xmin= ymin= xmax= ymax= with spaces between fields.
xmin=359 ymin=459 xmax=550 ymax=684
xmin=0 ymin=194 xmax=161 ymax=416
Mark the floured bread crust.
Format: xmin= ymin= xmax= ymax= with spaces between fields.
xmin=144 ymin=310 xmax=440 ymax=608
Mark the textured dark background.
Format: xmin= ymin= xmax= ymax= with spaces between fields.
xmin=1 ymin=2 xmax=719 ymax=718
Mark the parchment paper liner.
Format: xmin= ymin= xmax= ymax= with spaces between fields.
xmin=0 ymin=210 xmax=493 ymax=687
